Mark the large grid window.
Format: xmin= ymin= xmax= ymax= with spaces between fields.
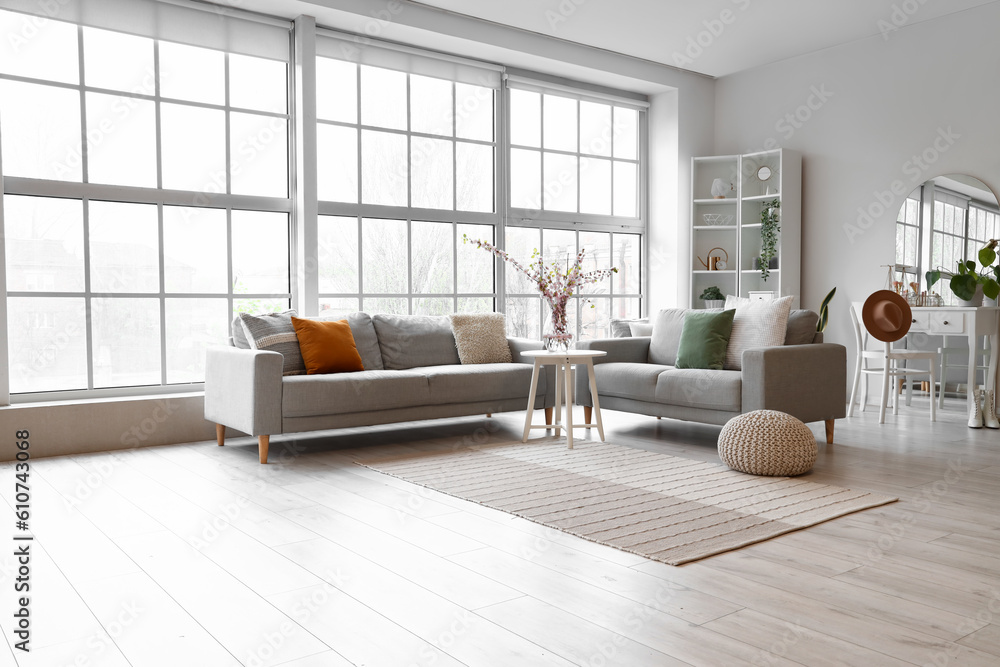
xmin=894 ymin=195 xmax=920 ymax=286
xmin=0 ymin=8 xmax=291 ymax=394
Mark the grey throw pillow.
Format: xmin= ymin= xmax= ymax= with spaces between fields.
xmin=320 ymin=312 xmax=384 ymax=370
xmin=648 ymin=309 xmax=688 ymax=366
xmin=785 ymin=310 xmax=820 ymax=345
xmin=239 ymin=310 xmax=306 ymax=376
xmin=372 ymin=314 xmax=462 ymax=370
xmin=449 ymin=313 xmax=512 ymax=364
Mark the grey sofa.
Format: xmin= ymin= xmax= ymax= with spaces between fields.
xmin=576 ymin=309 xmax=847 ymax=443
xmin=205 ymin=313 xmax=551 ymax=463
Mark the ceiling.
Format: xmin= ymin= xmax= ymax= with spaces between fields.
xmin=410 ymin=0 xmax=999 ymax=77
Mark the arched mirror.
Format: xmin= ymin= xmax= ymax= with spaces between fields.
xmin=894 ymin=174 xmax=1000 ymax=305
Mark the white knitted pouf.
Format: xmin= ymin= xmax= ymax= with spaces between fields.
xmin=718 ymin=410 xmax=817 ymax=476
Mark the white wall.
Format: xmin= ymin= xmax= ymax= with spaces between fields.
xmin=713 ymin=3 xmax=1000 ymax=375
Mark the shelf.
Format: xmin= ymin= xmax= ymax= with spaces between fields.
xmin=741 ymin=269 xmax=780 ymax=273
xmin=693 ymin=225 xmax=737 ymax=230
xmin=743 ymin=193 xmax=780 ymax=202
xmin=741 ymin=223 xmax=762 ymax=229
xmin=694 ymin=198 xmax=739 ymax=205
xmin=693 ymin=270 xmax=736 ymax=274
xmin=694 ymin=155 xmax=739 ymax=163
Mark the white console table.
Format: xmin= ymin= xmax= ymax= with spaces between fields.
xmin=909 ymin=306 xmax=999 ymax=413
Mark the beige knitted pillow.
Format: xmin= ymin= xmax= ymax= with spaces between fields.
xmin=723 ymin=295 xmax=793 ymax=370
xmin=449 ymin=313 xmax=512 ymax=364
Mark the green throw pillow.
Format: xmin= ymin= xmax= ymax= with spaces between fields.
xmin=675 ymin=309 xmax=736 ymax=370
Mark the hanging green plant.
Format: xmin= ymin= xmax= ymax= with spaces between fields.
xmin=759 ymin=198 xmax=781 ymax=281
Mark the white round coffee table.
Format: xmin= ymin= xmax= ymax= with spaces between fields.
xmin=521 ymin=350 xmax=607 ymax=449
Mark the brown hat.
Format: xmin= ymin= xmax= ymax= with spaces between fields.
xmin=862 ymin=290 xmax=912 ymax=342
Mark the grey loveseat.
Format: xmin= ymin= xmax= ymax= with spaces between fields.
xmin=205 ymin=313 xmax=551 ymax=463
xmin=575 ymin=309 xmax=847 ymax=443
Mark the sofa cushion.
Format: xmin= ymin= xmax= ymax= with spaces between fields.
xmin=282 ymin=370 xmax=430 ymax=417
xmin=723 ymin=295 xmax=793 ymax=371
xmin=449 ymin=313 xmax=512 ymax=364
xmin=593 ymin=362 xmax=673 ymax=403
xmin=648 ymin=309 xmax=687 ymax=365
xmin=320 ymin=312 xmax=384 ymax=371
xmin=675 ymin=309 xmax=735 ymax=370
xmin=232 ymin=309 xmax=294 ymax=350
xmin=409 ymin=364 xmax=538 ymax=405
xmin=239 ymin=310 xmax=305 ymax=376
xmin=655 ymin=369 xmax=742 ymax=412
xmin=610 ymin=318 xmax=649 ymax=338
xmin=629 ymin=321 xmax=654 ymax=337
xmin=291 ymin=317 xmax=365 ymax=374
xmin=785 ymin=310 xmax=820 ymax=345
xmin=372 ymin=314 xmax=461 ymax=370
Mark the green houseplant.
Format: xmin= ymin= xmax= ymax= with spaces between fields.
xmin=926 ymin=239 xmax=1000 ymax=303
xmin=817 ymin=287 xmax=836 ymax=332
xmin=699 ymin=285 xmax=726 ymax=309
xmin=759 ymin=198 xmax=781 ymax=281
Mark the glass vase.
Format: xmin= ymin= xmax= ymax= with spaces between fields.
xmin=543 ymin=297 xmax=573 ymax=353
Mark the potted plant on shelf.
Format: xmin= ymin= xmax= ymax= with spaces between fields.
xmin=757 ymin=198 xmax=781 ymax=281
xmin=926 ymin=239 xmax=1000 ymax=306
xmin=699 ymin=286 xmax=726 ymax=309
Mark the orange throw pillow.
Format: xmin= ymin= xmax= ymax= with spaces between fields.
xmin=291 ymin=317 xmax=365 ymax=375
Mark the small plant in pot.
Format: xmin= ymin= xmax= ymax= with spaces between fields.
xmin=926 ymin=239 xmax=1000 ymax=306
xmin=699 ymin=285 xmax=726 ymax=309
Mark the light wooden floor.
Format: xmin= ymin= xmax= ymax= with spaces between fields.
xmin=2 ymin=398 xmax=1000 ymax=666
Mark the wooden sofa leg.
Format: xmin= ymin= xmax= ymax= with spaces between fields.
xmin=216 ymin=423 xmax=225 ymax=446
xmin=584 ymin=406 xmax=592 ymax=426
xmin=259 ymin=435 xmax=270 ymax=464
xmin=544 ymin=407 xmax=553 ymax=425
xmin=486 ymin=413 xmax=492 ymax=418
xmin=825 ymin=419 xmax=835 ymax=444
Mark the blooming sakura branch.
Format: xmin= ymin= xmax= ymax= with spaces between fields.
xmin=463 ymin=234 xmax=618 ymax=351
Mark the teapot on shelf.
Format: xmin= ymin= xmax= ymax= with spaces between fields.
xmin=698 ymin=247 xmax=729 ymax=271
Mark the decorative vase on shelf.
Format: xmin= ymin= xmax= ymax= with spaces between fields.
xmin=703 ymin=299 xmax=725 ymax=309
xmin=543 ymin=297 xmax=573 ymax=352
xmin=711 ymin=178 xmax=729 ymax=199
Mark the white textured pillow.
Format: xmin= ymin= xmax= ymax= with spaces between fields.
xmin=449 ymin=313 xmax=512 ymax=364
xmin=628 ymin=321 xmax=654 ymax=337
xmin=724 ymin=295 xmax=794 ymax=370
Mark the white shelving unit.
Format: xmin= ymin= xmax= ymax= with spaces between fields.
xmin=689 ymin=149 xmax=801 ymax=308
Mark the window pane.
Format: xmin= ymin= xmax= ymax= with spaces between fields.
xmin=361 ymin=130 xmax=408 ymax=206
xmin=0 ymin=9 xmax=78 ymax=84
xmin=5 ymin=196 xmax=85 ymax=292
xmin=89 ymin=201 xmax=159 ymax=293
xmin=235 ymin=298 xmax=288 ymax=316
xmin=0 ymin=80 xmax=82 ymax=181
xmin=411 ymin=137 xmax=453 ymax=209
xmin=83 ymin=27 xmax=154 ymax=92
xmin=543 ymin=153 xmax=578 ymax=212
xmin=86 ymin=93 xmax=157 ymax=187
xmin=318 ymin=124 xmax=358 ymax=203
xmin=414 ymin=298 xmax=451 ymax=315
xmin=580 ymin=157 xmax=612 ymax=215
xmin=158 ymin=41 xmax=224 ymax=105
xmin=505 ymin=297 xmax=540 ymax=339
xmin=166 ymin=298 xmax=229 ymax=383
xmin=362 ymin=219 xmax=407 ymax=293
xmin=613 ymin=161 xmax=638 ymax=217
xmin=317 ymin=58 xmax=357 ymax=123
xmin=161 ymin=103 xmax=226 ymax=192
xmin=456 ymin=143 xmax=493 ymax=212
xmin=613 ymin=107 xmax=638 ymax=160
xmin=364 ymin=298 xmax=407 ymax=315
xmin=458 ymin=297 xmax=492 ymax=313
xmin=230 ymin=112 xmax=288 ymax=197
xmin=579 ymin=231 xmax=611 ymax=295
xmin=163 ymin=207 xmax=227 ymax=293
xmin=455 ymin=84 xmax=492 ymax=141
xmin=232 ymin=211 xmax=288 ymax=294
xmin=613 ymin=297 xmax=640 ymax=321
xmin=92 ymin=297 xmax=161 ymax=388
xmin=457 ymin=223 xmax=494 ymax=294
xmin=411 ymin=221 xmax=453 ymax=294
xmin=318 ymin=216 xmax=358 ymax=293
xmin=904 ymin=225 xmax=917 ymax=267
xmin=510 ymin=149 xmax=540 ymax=210
xmin=543 ymin=229 xmax=576 ymax=268
xmin=505 ymin=227 xmax=540 ymax=294
xmin=360 ymin=66 xmax=406 ymax=130
xmin=8 ymin=297 xmax=88 ymax=393
xmin=614 ymin=234 xmax=640 ymax=294
xmin=319 ymin=298 xmax=360 ymax=318
xmin=510 ymin=89 xmax=540 ymax=148
xmin=229 ymin=54 xmax=286 ymax=113
xmin=580 ymin=101 xmax=612 ymax=157
xmin=543 ymin=95 xmax=577 ymax=152
xmin=579 ymin=297 xmax=609 ymax=340
xmin=410 ymin=75 xmax=452 ymax=136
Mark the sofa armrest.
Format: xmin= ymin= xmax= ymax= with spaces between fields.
xmin=741 ymin=343 xmax=847 ymax=423
xmin=507 ymin=337 xmax=544 ymax=364
xmin=204 ymin=346 xmax=283 ymax=436
xmin=576 ymin=337 xmax=651 ymax=364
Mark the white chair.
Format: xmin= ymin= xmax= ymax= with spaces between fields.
xmin=848 ymin=302 xmax=937 ymax=423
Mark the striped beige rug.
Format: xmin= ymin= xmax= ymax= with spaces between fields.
xmin=356 ymin=438 xmax=896 ymax=565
